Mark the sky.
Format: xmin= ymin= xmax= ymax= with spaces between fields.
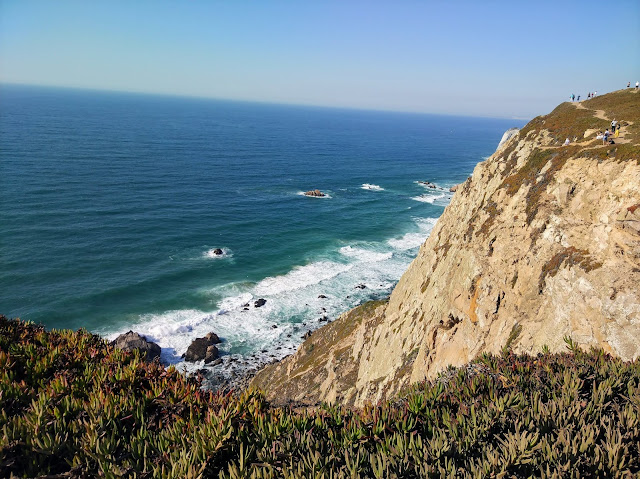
xmin=1 ymin=0 xmax=638 ymax=119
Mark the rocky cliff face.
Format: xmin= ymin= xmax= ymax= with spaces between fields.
xmin=251 ymin=90 xmax=640 ymax=407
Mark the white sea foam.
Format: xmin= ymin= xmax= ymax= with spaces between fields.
xmin=387 ymin=217 xmax=438 ymax=250
xmin=339 ymin=246 xmax=393 ymax=262
xmin=361 ymin=183 xmax=384 ymax=191
xmin=107 ymin=216 xmax=442 ymax=379
xmin=254 ymin=261 xmax=352 ymax=296
xmin=411 ymin=193 xmax=448 ymax=204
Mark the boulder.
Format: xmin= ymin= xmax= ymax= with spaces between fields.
xmin=318 ymin=294 xmax=328 ymax=299
xmin=304 ymin=189 xmax=326 ymax=197
xmin=205 ymin=332 xmax=222 ymax=344
xmin=213 ymin=248 xmax=224 ymax=256
xmin=254 ymin=298 xmax=267 ymax=308
xmin=111 ymin=331 xmax=161 ymax=362
xmin=449 ymin=185 xmax=459 ymax=193
xmin=185 ymin=336 xmax=220 ymax=363
xmin=355 ymin=284 xmax=367 ymax=289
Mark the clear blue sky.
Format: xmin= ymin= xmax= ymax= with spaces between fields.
xmin=1 ymin=0 xmax=638 ymax=118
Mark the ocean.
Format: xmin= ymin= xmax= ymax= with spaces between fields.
xmin=0 ymin=84 xmax=523 ymax=376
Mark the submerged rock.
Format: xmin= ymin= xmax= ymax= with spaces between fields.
xmin=111 ymin=331 xmax=161 ymax=362
xmin=254 ymin=298 xmax=267 ymax=308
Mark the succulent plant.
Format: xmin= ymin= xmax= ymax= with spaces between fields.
xmin=1 ymin=316 xmax=638 ymax=478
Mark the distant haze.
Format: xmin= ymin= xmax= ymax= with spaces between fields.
xmin=1 ymin=0 xmax=639 ymax=119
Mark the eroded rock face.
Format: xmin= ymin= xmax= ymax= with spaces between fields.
xmin=111 ymin=331 xmax=161 ymax=362
xmin=252 ymin=91 xmax=640 ymax=407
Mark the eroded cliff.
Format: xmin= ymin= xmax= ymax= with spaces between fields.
xmin=251 ymin=90 xmax=640 ymax=406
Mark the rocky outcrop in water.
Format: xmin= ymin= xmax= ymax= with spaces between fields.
xmin=252 ymin=90 xmax=640 ymax=406
xmin=184 ymin=332 xmax=221 ymax=363
xmin=304 ymin=189 xmax=326 ymax=197
xmin=111 ymin=331 xmax=161 ymax=362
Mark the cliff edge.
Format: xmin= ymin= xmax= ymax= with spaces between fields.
xmin=251 ymin=90 xmax=640 ymax=406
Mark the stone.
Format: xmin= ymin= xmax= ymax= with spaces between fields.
xmin=213 ymin=248 xmax=224 ymax=255
xmin=185 ymin=336 xmax=220 ymax=363
xmin=318 ymin=294 xmax=328 ymax=299
xmin=111 ymin=331 xmax=161 ymax=362
xmin=304 ymin=189 xmax=326 ymax=197
xmin=254 ymin=298 xmax=267 ymax=308
xmin=449 ymin=185 xmax=459 ymax=193
xmin=205 ymin=332 xmax=222 ymax=344
xmin=355 ymin=284 xmax=367 ymax=289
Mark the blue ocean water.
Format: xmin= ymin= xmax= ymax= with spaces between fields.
xmin=0 ymin=84 xmax=523 ymax=372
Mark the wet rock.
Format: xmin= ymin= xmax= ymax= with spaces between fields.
xmin=205 ymin=332 xmax=222 ymax=344
xmin=212 ymin=248 xmax=224 ymax=255
xmin=304 ymin=189 xmax=326 ymax=197
xmin=211 ymin=358 xmax=223 ymax=367
xmin=355 ymin=284 xmax=367 ymax=289
xmin=111 ymin=331 xmax=161 ymax=362
xmin=271 ymin=324 xmax=278 ymax=329
xmin=418 ymin=181 xmax=437 ymax=189
xmin=254 ymin=298 xmax=267 ymax=308
xmin=318 ymin=294 xmax=328 ymax=299
xmin=185 ymin=336 xmax=220 ymax=363
xmin=302 ymin=331 xmax=312 ymax=340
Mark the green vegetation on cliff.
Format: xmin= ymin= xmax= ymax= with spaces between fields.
xmin=1 ymin=316 xmax=639 ymax=478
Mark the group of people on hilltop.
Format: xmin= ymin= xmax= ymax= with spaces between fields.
xmin=570 ymin=92 xmax=596 ymax=101
xmin=570 ymin=81 xmax=637 ymax=103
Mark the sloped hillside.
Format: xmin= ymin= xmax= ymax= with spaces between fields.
xmin=252 ymin=89 xmax=640 ymax=406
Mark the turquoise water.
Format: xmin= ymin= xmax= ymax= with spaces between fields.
xmin=0 ymin=84 xmax=523 ymax=370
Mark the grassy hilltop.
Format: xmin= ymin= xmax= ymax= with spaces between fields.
xmin=1 ymin=316 xmax=639 ymax=478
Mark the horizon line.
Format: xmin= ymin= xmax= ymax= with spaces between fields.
xmin=0 ymin=81 xmax=530 ymax=122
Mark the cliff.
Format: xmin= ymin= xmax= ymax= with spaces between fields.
xmin=251 ymin=89 xmax=640 ymax=406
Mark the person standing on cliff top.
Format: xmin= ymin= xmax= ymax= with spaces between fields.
xmin=628 ymin=82 xmax=631 ymax=88
xmin=636 ymin=81 xmax=639 ymax=89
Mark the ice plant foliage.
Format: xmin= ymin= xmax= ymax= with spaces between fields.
xmin=1 ymin=316 xmax=639 ymax=478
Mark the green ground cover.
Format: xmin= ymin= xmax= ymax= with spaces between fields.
xmin=1 ymin=316 xmax=639 ymax=478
